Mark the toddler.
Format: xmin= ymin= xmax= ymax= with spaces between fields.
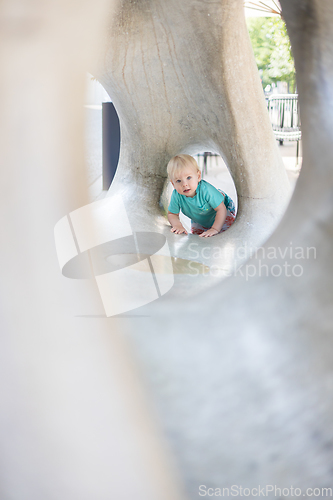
xmin=167 ymin=154 xmax=236 ymax=237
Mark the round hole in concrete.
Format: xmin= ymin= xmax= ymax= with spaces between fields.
xmin=162 ymin=152 xmax=238 ymax=234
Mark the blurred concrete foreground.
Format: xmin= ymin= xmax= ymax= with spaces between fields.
xmin=1 ymin=1 xmax=333 ymax=500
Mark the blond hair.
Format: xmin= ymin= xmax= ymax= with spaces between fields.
xmin=167 ymin=154 xmax=200 ymax=180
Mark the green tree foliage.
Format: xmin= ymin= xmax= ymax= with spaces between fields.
xmin=246 ymin=17 xmax=296 ymax=92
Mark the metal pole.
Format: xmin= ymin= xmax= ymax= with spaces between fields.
xmin=102 ymin=102 xmax=120 ymax=190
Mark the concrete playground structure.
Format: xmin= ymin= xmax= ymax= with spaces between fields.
xmin=1 ymin=0 xmax=333 ymax=499
xmin=97 ymin=0 xmax=291 ymax=277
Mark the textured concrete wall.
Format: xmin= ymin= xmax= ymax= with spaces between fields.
xmin=0 ymin=1 xmax=184 ymax=499
xmin=2 ymin=0 xmax=333 ymax=498
xmin=119 ymin=0 xmax=333 ymax=496
xmin=98 ymin=0 xmax=291 ymax=269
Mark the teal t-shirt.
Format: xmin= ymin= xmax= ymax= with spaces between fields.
xmin=168 ymin=179 xmax=233 ymax=228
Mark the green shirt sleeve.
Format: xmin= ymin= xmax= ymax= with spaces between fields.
xmin=168 ymin=189 xmax=180 ymax=214
xmin=202 ymin=181 xmax=225 ymax=209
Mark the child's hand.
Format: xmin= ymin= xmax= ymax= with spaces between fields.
xmin=171 ymin=224 xmax=188 ymax=235
xmin=199 ymin=227 xmax=219 ymax=238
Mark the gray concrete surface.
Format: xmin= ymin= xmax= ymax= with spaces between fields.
xmin=1 ymin=0 xmax=332 ymax=498
xmin=0 ymin=1 xmax=185 ymax=499
xmin=85 ymin=101 xmax=301 ymax=289
xmin=97 ymin=0 xmax=333 ymax=495
xmin=96 ymin=0 xmax=291 ymax=285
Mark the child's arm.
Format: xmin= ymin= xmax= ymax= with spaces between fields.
xmin=199 ymin=202 xmax=227 ymax=238
xmin=167 ymin=212 xmax=188 ymax=235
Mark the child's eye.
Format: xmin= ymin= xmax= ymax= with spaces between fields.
xmin=187 ymin=176 xmax=192 ymax=180
xmin=176 ymin=179 xmax=181 ymax=183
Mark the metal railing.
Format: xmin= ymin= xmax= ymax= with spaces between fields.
xmin=267 ymin=93 xmax=302 ymax=164
xmin=196 ymin=152 xmax=219 ymax=177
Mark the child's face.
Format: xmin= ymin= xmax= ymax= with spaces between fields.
xmin=171 ymin=167 xmax=201 ymax=198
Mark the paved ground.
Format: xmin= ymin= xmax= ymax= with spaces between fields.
xmin=278 ymin=140 xmax=302 ymax=188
